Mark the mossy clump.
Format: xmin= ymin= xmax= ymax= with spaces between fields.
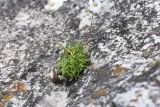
xmin=58 ymin=42 xmax=89 ymax=81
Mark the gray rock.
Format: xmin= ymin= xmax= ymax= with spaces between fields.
xmin=0 ymin=0 xmax=160 ymax=107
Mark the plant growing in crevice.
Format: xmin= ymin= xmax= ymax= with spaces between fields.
xmin=58 ymin=42 xmax=90 ymax=81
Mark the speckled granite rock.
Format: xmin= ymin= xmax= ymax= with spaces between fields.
xmin=0 ymin=0 xmax=160 ymax=107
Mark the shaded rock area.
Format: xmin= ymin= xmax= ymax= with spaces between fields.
xmin=0 ymin=0 xmax=160 ymax=107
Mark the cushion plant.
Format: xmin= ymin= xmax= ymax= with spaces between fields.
xmin=58 ymin=42 xmax=89 ymax=81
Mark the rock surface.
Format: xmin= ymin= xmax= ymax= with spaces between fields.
xmin=0 ymin=0 xmax=160 ymax=107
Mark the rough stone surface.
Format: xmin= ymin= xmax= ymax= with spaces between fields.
xmin=0 ymin=0 xmax=160 ymax=107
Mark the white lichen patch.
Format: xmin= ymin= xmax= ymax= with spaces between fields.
xmin=87 ymin=0 xmax=113 ymax=14
xmin=8 ymin=97 xmax=27 ymax=107
xmin=113 ymin=82 xmax=160 ymax=107
xmin=77 ymin=75 xmax=92 ymax=95
xmin=45 ymin=0 xmax=67 ymax=11
xmin=78 ymin=9 xmax=93 ymax=29
xmin=15 ymin=10 xmax=46 ymax=28
xmin=88 ymin=0 xmax=103 ymax=14
xmin=142 ymin=43 xmax=153 ymax=50
xmin=152 ymin=34 xmax=160 ymax=44
xmin=35 ymin=91 xmax=68 ymax=107
xmin=90 ymin=36 xmax=128 ymax=69
xmin=78 ymin=0 xmax=114 ymax=29
xmin=15 ymin=11 xmax=31 ymax=26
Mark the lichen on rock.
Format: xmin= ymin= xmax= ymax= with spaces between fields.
xmin=0 ymin=0 xmax=160 ymax=107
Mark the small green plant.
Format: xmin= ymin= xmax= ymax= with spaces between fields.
xmin=58 ymin=42 xmax=89 ymax=81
